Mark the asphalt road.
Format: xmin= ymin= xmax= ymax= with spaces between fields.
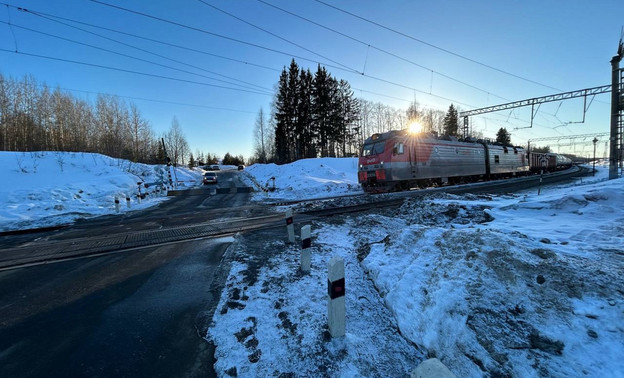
xmin=0 ymin=170 xmax=259 ymax=377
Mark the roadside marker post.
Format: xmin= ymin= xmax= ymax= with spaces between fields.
xmin=126 ymin=194 xmax=131 ymax=208
xmin=328 ymin=257 xmax=346 ymax=338
xmin=301 ymin=225 xmax=311 ymax=273
xmin=114 ymin=196 xmax=120 ymax=213
xmin=285 ymin=209 xmax=295 ymax=243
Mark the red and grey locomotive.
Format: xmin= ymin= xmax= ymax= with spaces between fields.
xmin=357 ymin=129 xmax=530 ymax=193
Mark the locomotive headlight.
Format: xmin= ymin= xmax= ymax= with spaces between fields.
xmin=380 ymin=161 xmax=384 ymax=165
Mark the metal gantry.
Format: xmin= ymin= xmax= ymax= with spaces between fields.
xmin=459 ymin=85 xmax=611 ymax=138
xmin=459 ymin=40 xmax=624 ymax=179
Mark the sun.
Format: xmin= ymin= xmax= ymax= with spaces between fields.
xmin=407 ymin=121 xmax=423 ymax=134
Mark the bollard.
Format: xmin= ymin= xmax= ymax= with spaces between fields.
xmin=538 ymin=169 xmax=543 ymax=195
xmin=301 ymin=225 xmax=311 ymax=273
xmin=114 ymin=196 xmax=120 ymax=213
xmin=328 ymin=257 xmax=346 ymax=338
xmin=285 ymin=209 xmax=295 ymax=243
xmin=137 ymin=193 xmax=141 ymax=204
xmin=126 ymin=194 xmax=131 ymax=208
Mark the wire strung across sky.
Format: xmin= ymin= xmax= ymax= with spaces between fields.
xmin=0 ymin=0 xmax=585 ymax=131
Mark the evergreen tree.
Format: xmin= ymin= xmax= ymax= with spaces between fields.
xmin=495 ymin=127 xmax=512 ymax=145
xmin=312 ymin=65 xmax=334 ymax=157
xmin=296 ymin=68 xmax=314 ymax=159
xmin=188 ymin=153 xmax=195 ymax=168
xmin=335 ymin=79 xmax=360 ymax=156
xmin=443 ymin=104 xmax=459 ymax=136
xmin=274 ymin=69 xmax=290 ymax=163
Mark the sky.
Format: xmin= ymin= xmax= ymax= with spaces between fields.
xmin=0 ymin=0 xmax=622 ymax=158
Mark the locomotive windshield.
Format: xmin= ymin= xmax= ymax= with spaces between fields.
xmin=361 ymin=142 xmax=385 ymax=156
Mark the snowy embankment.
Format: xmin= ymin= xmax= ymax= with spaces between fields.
xmin=0 ymin=151 xmax=201 ymax=232
xmin=241 ymin=157 xmax=363 ymax=200
xmin=211 ymin=162 xmax=624 ymax=377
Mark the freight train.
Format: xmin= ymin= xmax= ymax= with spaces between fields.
xmin=357 ymin=129 xmax=573 ymax=193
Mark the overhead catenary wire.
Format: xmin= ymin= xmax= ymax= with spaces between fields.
xmin=0 ymin=48 xmax=273 ymax=96
xmin=313 ymin=0 xmax=564 ymax=93
xmin=33 ymin=1 xmax=478 ymax=110
xmin=2 ymin=1 xmax=564 ymax=132
xmin=257 ymin=0 xmax=513 ymax=103
xmin=86 ymin=0 xmax=358 ymax=75
xmin=52 ymin=85 xmax=257 ymax=114
xmin=10 ymin=5 xmax=280 ymax=73
xmin=0 ymin=20 xmax=274 ymax=95
xmin=197 ymin=0 xmax=360 ymax=75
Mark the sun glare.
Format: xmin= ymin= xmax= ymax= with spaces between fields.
xmin=408 ymin=121 xmax=422 ymax=134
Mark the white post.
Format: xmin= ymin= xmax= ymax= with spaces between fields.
xmin=328 ymin=257 xmax=345 ymax=338
xmin=285 ymin=209 xmax=295 ymax=243
xmin=301 ymin=225 xmax=311 ymax=273
xmin=126 ymin=194 xmax=131 ymax=208
xmin=114 ymin=196 xmax=120 ymax=213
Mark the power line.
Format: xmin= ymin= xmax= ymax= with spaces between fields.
xmin=54 ymin=86 xmax=256 ymax=114
xmin=78 ymin=0 xmax=480 ymax=109
xmin=0 ymin=48 xmax=273 ymax=96
xmin=14 ymin=5 xmax=280 ymax=73
xmin=257 ymin=0 xmax=511 ymax=103
xmin=87 ymin=0 xmax=358 ymax=74
xmin=313 ymin=0 xmax=563 ymax=93
xmin=0 ymin=20 xmax=274 ymax=95
xmin=197 ymin=0 xmax=359 ymax=74
xmin=7 ymin=4 xmax=273 ymax=92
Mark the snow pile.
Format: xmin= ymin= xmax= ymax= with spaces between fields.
xmin=0 ymin=151 xmax=202 ymax=232
xmin=353 ymin=181 xmax=624 ymax=376
xmin=242 ymin=157 xmax=362 ymax=200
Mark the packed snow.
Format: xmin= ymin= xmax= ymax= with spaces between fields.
xmin=1 ymin=151 xmax=622 ymax=376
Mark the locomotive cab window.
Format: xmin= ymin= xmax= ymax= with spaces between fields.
xmin=362 ymin=142 xmax=386 ymax=156
xmin=393 ymin=143 xmax=404 ymax=155
xmin=494 ymin=155 xmax=500 ymax=164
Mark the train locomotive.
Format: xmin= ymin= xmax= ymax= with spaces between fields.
xmin=357 ymin=129 xmax=570 ymax=193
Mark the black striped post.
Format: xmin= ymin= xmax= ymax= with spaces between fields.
xmin=126 ymin=194 xmax=131 ymax=208
xmin=285 ymin=209 xmax=295 ymax=243
xmin=114 ymin=196 xmax=120 ymax=213
xmin=328 ymin=257 xmax=346 ymax=338
xmin=301 ymin=225 xmax=311 ymax=272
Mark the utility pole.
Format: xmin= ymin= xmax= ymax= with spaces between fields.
xmin=593 ymin=137 xmax=598 ymax=176
xmin=609 ymin=39 xmax=623 ymax=179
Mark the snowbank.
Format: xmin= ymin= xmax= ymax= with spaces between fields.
xmin=0 ymin=151 xmax=202 ymax=232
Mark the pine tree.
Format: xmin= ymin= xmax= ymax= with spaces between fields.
xmin=443 ymin=104 xmax=459 ymax=136
xmin=495 ymin=127 xmax=511 ymax=145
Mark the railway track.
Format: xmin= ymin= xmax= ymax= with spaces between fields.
xmin=0 ymin=166 xmax=586 ymax=271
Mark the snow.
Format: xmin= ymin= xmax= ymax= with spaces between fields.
xmin=241 ymin=157 xmax=362 ymax=201
xmin=2 ymin=151 xmax=623 ymax=376
xmin=0 ymin=151 xmax=202 ymax=232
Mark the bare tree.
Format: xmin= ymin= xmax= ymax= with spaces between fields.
xmin=164 ymin=116 xmax=189 ymax=166
xmin=253 ymin=107 xmax=268 ymax=163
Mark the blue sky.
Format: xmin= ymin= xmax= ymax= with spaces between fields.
xmin=0 ymin=0 xmax=621 ymax=159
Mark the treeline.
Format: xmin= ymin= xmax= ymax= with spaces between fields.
xmin=251 ymin=60 xmax=473 ymax=164
xmin=0 ymin=74 xmax=164 ymax=162
xmin=0 ymin=73 xmax=227 ymax=167
xmin=272 ymin=60 xmax=360 ymax=163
